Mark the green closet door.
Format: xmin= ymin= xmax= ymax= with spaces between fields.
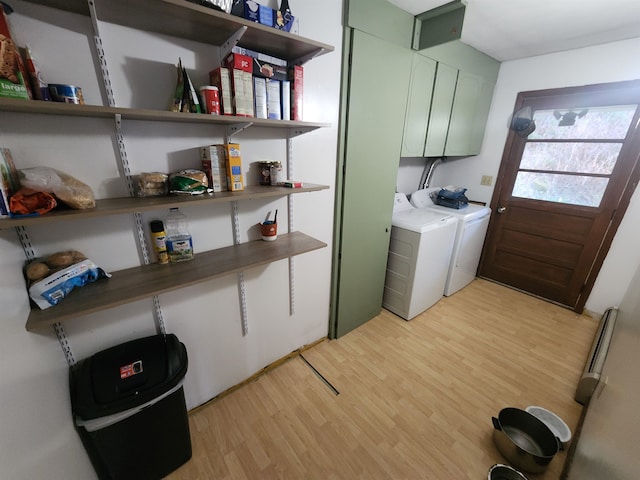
xmin=332 ymin=29 xmax=413 ymax=338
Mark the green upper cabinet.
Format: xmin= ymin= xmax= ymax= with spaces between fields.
xmin=401 ymin=54 xmax=437 ymax=157
xmin=444 ymin=68 xmax=496 ymax=156
xmin=402 ymin=40 xmax=500 ymax=158
xmin=423 ymin=62 xmax=458 ymax=157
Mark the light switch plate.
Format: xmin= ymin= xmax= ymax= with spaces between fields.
xmin=481 ymin=175 xmax=493 ymax=186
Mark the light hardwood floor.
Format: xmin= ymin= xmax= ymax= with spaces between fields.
xmin=167 ymin=279 xmax=599 ymax=479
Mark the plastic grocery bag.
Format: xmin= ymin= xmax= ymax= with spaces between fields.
xmin=28 ymin=258 xmax=110 ymax=310
xmin=19 ymin=167 xmax=95 ymax=209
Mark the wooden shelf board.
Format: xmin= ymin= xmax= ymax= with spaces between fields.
xmin=26 ymin=0 xmax=334 ymax=62
xmin=25 ymin=231 xmax=326 ymax=331
xmin=0 ymin=98 xmax=330 ymax=129
xmin=0 ymin=184 xmax=329 ymax=230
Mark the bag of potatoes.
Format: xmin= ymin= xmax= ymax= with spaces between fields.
xmin=25 ymin=250 xmax=111 ymax=310
xmin=19 ymin=167 xmax=96 ymax=209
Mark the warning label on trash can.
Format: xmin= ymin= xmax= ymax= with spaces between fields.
xmin=120 ymin=360 xmax=143 ymax=379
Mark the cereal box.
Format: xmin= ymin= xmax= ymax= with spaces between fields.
xmin=224 ymin=143 xmax=244 ymax=192
xmin=0 ymin=6 xmax=31 ymax=100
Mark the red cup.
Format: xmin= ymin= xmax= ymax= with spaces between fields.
xmin=199 ymin=86 xmax=220 ymax=115
xmin=259 ymin=222 xmax=277 ymax=241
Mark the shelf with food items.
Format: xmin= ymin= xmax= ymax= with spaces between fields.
xmin=22 ymin=0 xmax=334 ymax=64
xmin=3 ymin=2 xmax=325 ymax=126
xmin=0 ymin=182 xmax=329 ymax=229
xmin=0 ymin=97 xmax=329 ymax=130
xmin=24 ymin=231 xmax=326 ymax=331
xmin=0 ymin=144 xmax=328 ymax=229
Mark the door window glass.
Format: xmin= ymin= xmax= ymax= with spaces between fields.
xmin=512 ymin=105 xmax=637 ymax=207
xmin=528 ymin=105 xmax=636 ymax=140
xmin=513 ymin=172 xmax=609 ymax=207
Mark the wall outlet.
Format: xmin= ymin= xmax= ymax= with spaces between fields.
xmin=480 ymin=175 xmax=493 ymax=186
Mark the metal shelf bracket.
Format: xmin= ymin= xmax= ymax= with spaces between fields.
xmin=228 ymin=122 xmax=254 ymax=137
xmin=291 ymin=47 xmax=327 ymax=66
xmin=288 ymin=126 xmax=320 ymax=138
xmin=220 ymin=26 xmax=248 ymax=61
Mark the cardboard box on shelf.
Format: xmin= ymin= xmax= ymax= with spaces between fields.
xmin=0 ymin=7 xmax=31 ymax=100
xmin=266 ymin=79 xmax=281 ymax=120
xmin=244 ymin=0 xmax=274 ymax=27
xmin=251 ymin=57 xmax=288 ymax=81
xmin=209 ymin=67 xmax=233 ymax=115
xmin=281 ymin=80 xmax=291 ymax=121
xmin=224 ymin=53 xmax=254 ymax=117
xmin=253 ymin=77 xmax=267 ymax=119
xmin=200 ymin=145 xmax=228 ymax=192
xmin=231 ymin=46 xmax=287 ymax=67
xmin=224 ymin=143 xmax=244 ymax=191
xmin=289 ymin=65 xmax=303 ymax=121
xmin=0 ymin=147 xmax=20 ymax=217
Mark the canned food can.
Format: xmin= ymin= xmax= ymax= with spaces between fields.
xmin=48 ymin=84 xmax=85 ymax=104
xmin=270 ymin=161 xmax=285 ymax=186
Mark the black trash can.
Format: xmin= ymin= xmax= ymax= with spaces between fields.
xmin=69 ymin=333 xmax=192 ymax=480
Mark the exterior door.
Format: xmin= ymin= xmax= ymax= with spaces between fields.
xmin=330 ymin=29 xmax=413 ymax=338
xmin=479 ymin=81 xmax=640 ymax=312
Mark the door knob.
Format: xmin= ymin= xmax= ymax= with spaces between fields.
xmin=497 ymin=206 xmax=507 ymax=213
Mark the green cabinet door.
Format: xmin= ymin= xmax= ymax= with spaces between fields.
xmin=401 ymin=54 xmax=437 ymax=157
xmin=331 ymin=29 xmax=413 ymax=338
xmin=423 ymin=63 xmax=457 ymax=157
xmin=444 ymin=70 xmax=494 ymax=156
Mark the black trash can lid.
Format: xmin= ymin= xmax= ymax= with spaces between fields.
xmin=70 ymin=334 xmax=188 ymax=420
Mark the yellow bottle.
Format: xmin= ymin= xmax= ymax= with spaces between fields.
xmin=150 ymin=220 xmax=169 ymax=264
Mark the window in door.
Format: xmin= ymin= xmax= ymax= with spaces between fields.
xmin=511 ymin=105 xmax=637 ymax=207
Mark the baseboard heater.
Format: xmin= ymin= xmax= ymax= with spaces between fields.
xmin=575 ymin=307 xmax=618 ymax=405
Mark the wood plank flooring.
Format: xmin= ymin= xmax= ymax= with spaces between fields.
xmin=167 ymin=279 xmax=598 ymax=479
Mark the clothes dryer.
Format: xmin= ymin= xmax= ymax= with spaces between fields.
xmin=383 ymin=193 xmax=457 ymax=320
xmin=410 ymin=188 xmax=491 ymax=296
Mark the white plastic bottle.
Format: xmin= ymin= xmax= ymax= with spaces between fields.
xmin=165 ymin=208 xmax=194 ymax=262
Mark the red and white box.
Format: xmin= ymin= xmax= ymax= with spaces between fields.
xmin=208 ymin=67 xmax=233 ymax=116
xmin=200 ymin=145 xmax=228 ymax=193
xmin=289 ymin=65 xmax=303 ymax=121
xmin=224 ymin=53 xmax=254 ymax=117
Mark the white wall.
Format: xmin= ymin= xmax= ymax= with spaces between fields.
xmin=0 ymin=1 xmax=342 ymax=478
xmin=398 ymin=37 xmax=640 ymax=316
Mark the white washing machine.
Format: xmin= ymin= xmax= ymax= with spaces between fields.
xmin=383 ymin=193 xmax=458 ymax=320
xmin=410 ymin=188 xmax=491 ymax=296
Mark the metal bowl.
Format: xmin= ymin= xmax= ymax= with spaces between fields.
xmin=488 ymin=463 xmax=529 ymax=480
